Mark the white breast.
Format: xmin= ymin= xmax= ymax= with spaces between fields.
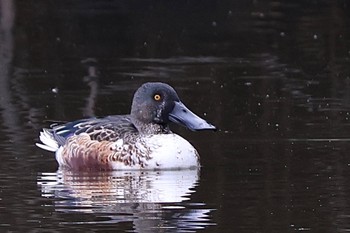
xmin=145 ymin=134 xmax=200 ymax=169
xmin=110 ymin=134 xmax=200 ymax=170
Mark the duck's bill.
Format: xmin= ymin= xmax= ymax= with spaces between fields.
xmin=169 ymin=101 xmax=216 ymax=131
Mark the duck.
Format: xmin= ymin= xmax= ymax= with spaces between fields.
xmin=36 ymin=82 xmax=216 ymax=171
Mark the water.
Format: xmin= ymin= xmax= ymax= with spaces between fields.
xmin=0 ymin=0 xmax=350 ymax=232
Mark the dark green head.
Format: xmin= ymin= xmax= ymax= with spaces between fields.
xmin=131 ymin=82 xmax=216 ymax=133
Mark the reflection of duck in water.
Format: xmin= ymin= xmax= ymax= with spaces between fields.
xmin=38 ymin=169 xmax=213 ymax=231
xmin=37 ymin=82 xmax=216 ymax=170
xmin=39 ymin=169 xmax=199 ymax=204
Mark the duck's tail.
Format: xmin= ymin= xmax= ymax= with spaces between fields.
xmin=36 ymin=129 xmax=59 ymax=152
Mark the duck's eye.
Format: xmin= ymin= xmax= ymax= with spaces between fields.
xmin=154 ymin=94 xmax=161 ymax=101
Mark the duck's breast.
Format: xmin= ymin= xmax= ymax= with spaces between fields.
xmin=110 ymin=133 xmax=200 ymax=170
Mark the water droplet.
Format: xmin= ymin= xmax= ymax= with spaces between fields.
xmin=51 ymin=87 xmax=59 ymax=94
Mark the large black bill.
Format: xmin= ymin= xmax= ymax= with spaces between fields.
xmin=169 ymin=101 xmax=216 ymax=131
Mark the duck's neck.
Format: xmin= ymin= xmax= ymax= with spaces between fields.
xmin=132 ymin=118 xmax=171 ymax=135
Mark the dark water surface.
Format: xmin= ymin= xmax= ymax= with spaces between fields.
xmin=1 ymin=0 xmax=350 ymax=232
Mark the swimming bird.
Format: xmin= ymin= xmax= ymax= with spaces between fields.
xmin=36 ymin=82 xmax=216 ymax=171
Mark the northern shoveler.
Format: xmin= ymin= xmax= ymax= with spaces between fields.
xmin=36 ymin=82 xmax=216 ymax=171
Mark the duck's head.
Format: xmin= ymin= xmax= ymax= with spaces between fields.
xmin=131 ymin=82 xmax=216 ymax=133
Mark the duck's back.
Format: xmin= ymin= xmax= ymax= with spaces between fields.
xmin=52 ymin=115 xmax=137 ymax=144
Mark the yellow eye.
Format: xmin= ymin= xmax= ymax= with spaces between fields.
xmin=154 ymin=94 xmax=161 ymax=101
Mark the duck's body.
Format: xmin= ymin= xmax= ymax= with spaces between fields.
xmin=37 ymin=82 xmax=215 ymax=171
